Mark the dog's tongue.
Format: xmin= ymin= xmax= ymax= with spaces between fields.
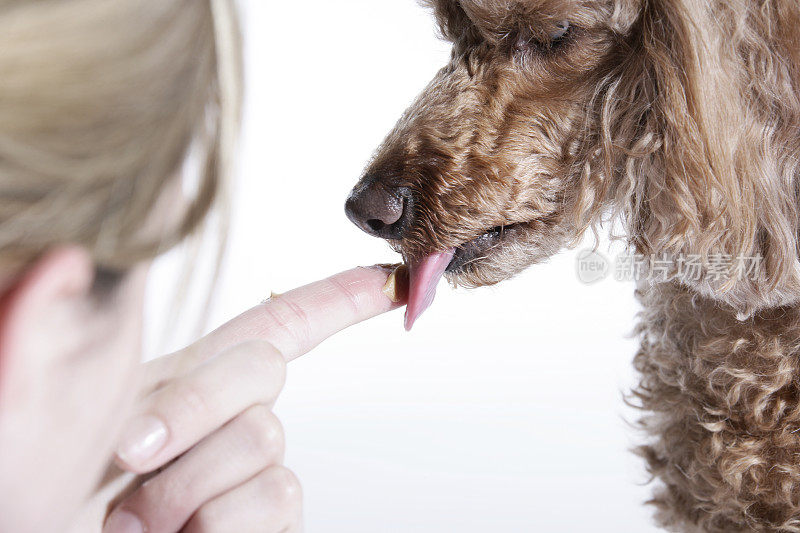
xmin=404 ymin=249 xmax=455 ymax=331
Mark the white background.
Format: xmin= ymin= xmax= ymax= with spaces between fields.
xmin=146 ymin=1 xmax=660 ymax=531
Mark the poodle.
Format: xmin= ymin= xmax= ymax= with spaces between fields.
xmin=345 ymin=0 xmax=800 ymax=531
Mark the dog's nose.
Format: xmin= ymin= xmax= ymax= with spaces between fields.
xmin=345 ymin=176 xmax=411 ymax=239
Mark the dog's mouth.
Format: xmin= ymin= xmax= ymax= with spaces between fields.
xmin=446 ymin=223 xmax=523 ymax=274
xmin=404 ymin=223 xmax=522 ymax=330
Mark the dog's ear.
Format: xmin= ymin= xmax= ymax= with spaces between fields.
xmin=596 ymin=0 xmax=800 ymax=313
xmin=420 ymin=0 xmax=475 ymax=43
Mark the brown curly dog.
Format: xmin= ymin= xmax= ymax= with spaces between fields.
xmin=345 ymin=0 xmax=800 ymax=531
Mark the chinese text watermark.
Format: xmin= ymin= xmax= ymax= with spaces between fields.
xmin=576 ymin=250 xmax=763 ymax=285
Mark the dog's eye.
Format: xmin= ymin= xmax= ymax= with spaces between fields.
xmin=511 ymin=21 xmax=571 ymax=54
xmin=550 ymin=21 xmax=570 ymax=41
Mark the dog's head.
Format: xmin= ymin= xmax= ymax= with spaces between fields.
xmin=346 ymin=0 xmax=800 ymax=321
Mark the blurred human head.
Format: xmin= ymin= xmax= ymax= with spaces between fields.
xmin=0 ymin=0 xmax=241 ymax=530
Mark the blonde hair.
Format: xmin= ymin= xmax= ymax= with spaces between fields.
xmin=0 ymin=0 xmax=242 ymax=271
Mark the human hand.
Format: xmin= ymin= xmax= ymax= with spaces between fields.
xmin=102 ymin=266 xmax=402 ymax=533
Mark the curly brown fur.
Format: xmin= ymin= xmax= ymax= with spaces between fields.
xmin=633 ymin=282 xmax=800 ymax=532
xmin=351 ymin=0 xmax=800 ymax=530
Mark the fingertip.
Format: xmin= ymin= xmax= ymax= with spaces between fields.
xmin=347 ymin=265 xmax=407 ymax=309
xmin=314 ymin=267 xmax=397 ymax=314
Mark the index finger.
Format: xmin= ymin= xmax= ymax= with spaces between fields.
xmin=180 ymin=265 xmax=403 ymax=366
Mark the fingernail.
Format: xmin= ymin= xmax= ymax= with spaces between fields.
xmin=103 ymin=510 xmax=144 ymax=533
xmin=382 ymin=264 xmax=408 ymax=304
xmin=116 ymin=415 xmax=168 ymax=465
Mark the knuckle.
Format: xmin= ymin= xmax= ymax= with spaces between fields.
xmin=253 ymin=344 xmax=287 ymax=384
xmin=220 ymin=341 xmax=286 ymax=403
xmin=238 ymin=405 xmax=285 ymax=459
xmin=327 ymin=276 xmax=360 ymax=315
xmin=170 ymin=379 xmax=213 ymax=420
xmin=235 ymin=340 xmax=287 ymax=390
xmin=262 ymin=465 xmax=302 ymax=504
xmin=132 ymin=475 xmax=193 ymax=522
xmin=259 ymin=299 xmax=312 ymax=354
xmin=187 ymin=504 xmax=223 ymax=532
xmin=281 ymin=298 xmax=313 ymax=345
